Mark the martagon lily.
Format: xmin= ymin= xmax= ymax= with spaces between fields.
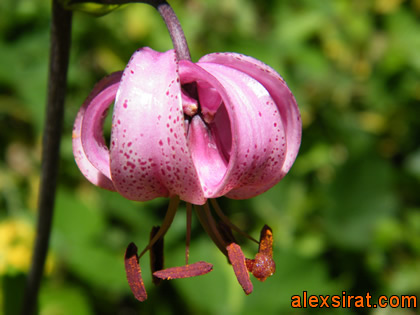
xmin=74 ymin=48 xmax=301 ymax=203
xmin=72 ymin=46 xmax=301 ymax=300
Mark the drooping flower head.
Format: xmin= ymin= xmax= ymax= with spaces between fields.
xmin=72 ymin=46 xmax=301 ymax=300
xmin=73 ymin=47 xmax=301 ymax=205
xmin=72 ymin=1 xmax=300 ymax=302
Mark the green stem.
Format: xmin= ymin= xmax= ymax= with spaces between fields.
xmin=21 ymin=1 xmax=73 ymax=315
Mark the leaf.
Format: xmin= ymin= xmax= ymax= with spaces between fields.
xmin=52 ymin=190 xmax=128 ymax=292
xmin=53 ymin=190 xmax=105 ymax=244
xmin=2 ymin=273 xmax=26 ymax=315
xmin=39 ymin=284 xmax=94 ymax=315
xmin=60 ymin=0 xmax=121 ymax=16
xmin=323 ymin=155 xmax=398 ymax=249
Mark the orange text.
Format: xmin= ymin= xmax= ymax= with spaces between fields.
xmin=291 ymin=291 xmax=417 ymax=309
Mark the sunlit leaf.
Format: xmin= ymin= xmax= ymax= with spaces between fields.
xmin=60 ymin=0 xmax=121 ymax=16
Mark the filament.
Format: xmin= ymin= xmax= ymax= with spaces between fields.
xmin=210 ymin=199 xmax=258 ymax=244
xmin=185 ymin=202 xmax=192 ymax=265
xmin=139 ymin=196 xmax=180 ymax=258
xmin=193 ymin=204 xmax=227 ymax=256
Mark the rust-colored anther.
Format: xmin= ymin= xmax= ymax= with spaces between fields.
xmin=124 ymin=242 xmax=147 ymax=302
xmin=226 ymin=243 xmax=253 ymax=295
xmin=246 ymin=225 xmax=276 ymax=282
xmin=258 ymin=225 xmax=274 ymax=257
xmin=149 ymin=226 xmax=164 ymax=285
xmin=153 ymin=261 xmax=213 ymax=280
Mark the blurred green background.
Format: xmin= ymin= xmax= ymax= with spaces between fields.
xmin=1 ymin=0 xmax=419 ymax=314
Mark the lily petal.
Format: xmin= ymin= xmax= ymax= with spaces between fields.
xmin=188 ymin=115 xmax=228 ymax=193
xmin=198 ymin=62 xmax=288 ymax=199
xmin=198 ymin=53 xmax=302 ymax=197
xmin=179 ymin=60 xmax=239 ymax=197
xmin=72 ymin=72 xmax=122 ymax=190
xmin=179 ymin=60 xmax=288 ymax=199
xmin=110 ymin=48 xmax=205 ymax=204
xmin=196 ymin=81 xmax=222 ymax=122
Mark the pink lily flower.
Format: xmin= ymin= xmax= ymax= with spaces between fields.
xmin=72 ymin=47 xmax=301 ymax=205
xmin=72 ymin=47 xmax=301 ymax=300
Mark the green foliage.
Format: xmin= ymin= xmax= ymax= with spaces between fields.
xmin=60 ymin=0 xmax=121 ymax=16
xmin=1 ymin=0 xmax=419 ymax=314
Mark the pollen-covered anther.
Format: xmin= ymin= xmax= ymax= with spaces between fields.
xmin=153 ymin=261 xmax=213 ymax=280
xmin=246 ymin=224 xmax=276 ymax=282
xmin=181 ymin=90 xmax=198 ymax=116
xmin=202 ymin=112 xmax=215 ymax=124
xmin=227 ymin=242 xmax=253 ymax=295
xmin=246 ymin=253 xmax=276 ymax=282
xmin=124 ymin=242 xmax=147 ymax=302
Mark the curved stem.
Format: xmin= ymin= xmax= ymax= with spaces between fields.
xmin=21 ymin=1 xmax=73 ymax=315
xmin=65 ymin=0 xmax=192 ymax=61
xmin=155 ymin=1 xmax=191 ymax=61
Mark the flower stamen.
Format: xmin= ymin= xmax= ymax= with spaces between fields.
xmin=139 ymin=196 xmax=180 ymax=258
xmin=185 ymin=202 xmax=192 ymax=265
xmin=226 ymin=243 xmax=253 ymax=295
xmin=210 ymin=199 xmax=258 ymax=244
xmin=193 ymin=203 xmax=227 ymax=255
xmin=245 ymin=225 xmax=276 ymax=282
xmin=125 ymin=198 xmax=276 ymax=301
xmin=124 ymin=242 xmax=147 ymax=302
xmin=149 ymin=226 xmax=164 ymax=285
xmin=153 ymin=261 xmax=213 ymax=280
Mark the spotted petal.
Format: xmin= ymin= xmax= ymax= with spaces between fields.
xmin=179 ymin=57 xmax=295 ymax=199
xmin=198 ymin=53 xmax=302 ymax=198
xmin=72 ymin=72 xmax=122 ymax=191
xmin=110 ymin=48 xmax=205 ymax=204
